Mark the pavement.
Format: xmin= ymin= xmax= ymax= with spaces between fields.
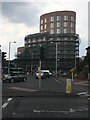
xmin=55 ymin=76 xmax=90 ymax=85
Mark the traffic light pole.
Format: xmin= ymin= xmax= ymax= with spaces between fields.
xmin=8 ymin=42 xmax=10 ymax=74
xmin=0 ymin=48 xmax=2 ymax=81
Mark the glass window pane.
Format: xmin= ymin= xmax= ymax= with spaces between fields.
xmin=71 ymin=22 xmax=74 ymax=28
xmin=57 ymin=29 xmax=60 ymax=34
xmin=41 ymin=25 xmax=43 ymax=30
xmin=64 ymin=22 xmax=68 ymax=27
xmin=71 ymin=29 xmax=75 ymax=33
xmin=57 ymin=22 xmax=61 ymax=27
xmin=64 ymin=16 xmax=68 ymax=21
xmin=50 ymin=16 xmax=54 ymax=22
xmin=71 ymin=16 xmax=74 ymax=21
xmin=45 ymin=18 xmax=47 ymax=23
xmin=50 ymin=23 xmax=54 ymax=28
xmin=50 ymin=29 xmax=54 ymax=34
xmin=64 ymin=28 xmax=68 ymax=33
xmin=57 ymin=16 xmax=61 ymax=21
xmin=41 ymin=19 xmax=43 ymax=24
xmin=44 ymin=24 xmax=46 ymax=29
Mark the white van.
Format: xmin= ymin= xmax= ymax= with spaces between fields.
xmin=36 ymin=70 xmax=52 ymax=79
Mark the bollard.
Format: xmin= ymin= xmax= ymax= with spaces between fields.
xmin=66 ymin=79 xmax=71 ymax=93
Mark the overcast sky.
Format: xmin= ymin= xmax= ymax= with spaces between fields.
xmin=0 ymin=0 xmax=89 ymax=60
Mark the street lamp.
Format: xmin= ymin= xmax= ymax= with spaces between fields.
xmin=50 ymin=41 xmax=58 ymax=77
xmin=8 ymin=41 xmax=16 ymax=74
xmin=56 ymin=42 xmax=58 ymax=77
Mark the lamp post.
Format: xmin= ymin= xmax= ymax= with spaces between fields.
xmin=50 ymin=41 xmax=58 ymax=77
xmin=75 ymin=50 xmax=76 ymax=69
xmin=56 ymin=42 xmax=58 ymax=77
xmin=8 ymin=41 xmax=16 ymax=74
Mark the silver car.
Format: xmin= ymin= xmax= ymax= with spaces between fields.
xmin=2 ymin=73 xmax=27 ymax=83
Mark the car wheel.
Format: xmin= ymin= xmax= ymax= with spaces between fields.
xmin=23 ymin=77 xmax=27 ymax=82
xmin=10 ymin=78 xmax=14 ymax=83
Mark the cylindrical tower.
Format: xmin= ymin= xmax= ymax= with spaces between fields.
xmin=40 ymin=11 xmax=76 ymax=34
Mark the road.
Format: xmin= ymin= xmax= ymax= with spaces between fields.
xmin=2 ymin=74 xmax=89 ymax=118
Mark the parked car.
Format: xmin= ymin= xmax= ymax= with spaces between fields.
xmin=36 ymin=70 xmax=52 ymax=79
xmin=61 ymin=72 xmax=67 ymax=76
xmin=2 ymin=73 xmax=27 ymax=83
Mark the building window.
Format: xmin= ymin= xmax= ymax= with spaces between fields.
xmin=64 ymin=37 xmax=68 ymax=41
xmin=57 ymin=16 xmax=61 ymax=21
xmin=71 ymin=16 xmax=75 ymax=21
xmin=64 ymin=16 xmax=68 ymax=21
xmin=64 ymin=22 xmax=68 ymax=27
xmin=41 ymin=19 xmax=43 ymax=24
xmin=28 ymin=39 xmax=31 ymax=43
xmin=43 ymin=37 xmax=46 ymax=41
xmin=50 ymin=22 xmax=54 ymax=28
xmin=44 ymin=30 xmax=47 ymax=32
xmin=71 ymin=22 xmax=74 ymax=28
xmin=71 ymin=28 xmax=75 ymax=33
xmin=64 ymin=28 xmax=68 ymax=33
xmin=50 ymin=29 xmax=54 ymax=34
xmin=41 ymin=25 xmax=43 ymax=30
xmin=38 ymin=39 xmax=41 ymax=42
xmin=50 ymin=16 xmax=54 ymax=22
xmin=57 ymin=37 xmax=60 ymax=40
xmin=44 ymin=24 xmax=46 ymax=29
xmin=33 ymin=39 xmax=35 ymax=43
xmin=57 ymin=28 xmax=61 ymax=34
xmin=57 ymin=22 xmax=61 ymax=28
xmin=45 ymin=18 xmax=47 ymax=23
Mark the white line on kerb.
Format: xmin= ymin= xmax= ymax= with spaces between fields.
xmin=2 ymin=98 xmax=13 ymax=109
xmin=88 ymin=98 xmax=90 ymax=100
xmin=77 ymin=91 xmax=88 ymax=95
xmin=7 ymin=98 xmax=12 ymax=102
xmin=2 ymin=102 xmax=8 ymax=109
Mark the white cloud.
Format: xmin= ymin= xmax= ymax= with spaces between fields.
xmin=0 ymin=0 xmax=89 ymax=59
xmin=0 ymin=18 xmax=39 ymax=59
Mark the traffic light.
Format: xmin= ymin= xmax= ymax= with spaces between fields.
xmin=40 ymin=46 xmax=45 ymax=60
xmin=2 ymin=52 xmax=7 ymax=61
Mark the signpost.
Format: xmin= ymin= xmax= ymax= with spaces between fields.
xmin=0 ymin=47 xmax=2 ymax=119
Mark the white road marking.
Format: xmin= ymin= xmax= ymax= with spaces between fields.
xmin=77 ymin=91 xmax=89 ymax=97
xmin=73 ymin=81 xmax=89 ymax=86
xmin=88 ymin=98 xmax=90 ymax=100
xmin=9 ymin=87 xmax=37 ymax=92
xmin=2 ymin=102 xmax=8 ymax=109
xmin=33 ymin=107 xmax=88 ymax=113
xmin=2 ymin=98 xmax=12 ymax=109
xmin=7 ymin=98 xmax=12 ymax=102
xmin=77 ymin=91 xmax=88 ymax=95
xmin=52 ymin=77 xmax=62 ymax=83
xmin=12 ymin=112 xmax=16 ymax=116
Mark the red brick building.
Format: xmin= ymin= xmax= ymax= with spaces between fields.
xmin=40 ymin=11 xmax=76 ymax=34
